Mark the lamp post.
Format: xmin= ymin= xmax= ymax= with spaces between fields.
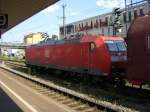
xmin=62 ymin=4 xmax=66 ymax=38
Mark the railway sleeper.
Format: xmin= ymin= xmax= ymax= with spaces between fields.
xmin=56 ymin=96 xmax=68 ymax=101
xmin=61 ymin=99 xmax=75 ymax=104
xmin=83 ymin=107 xmax=98 ymax=112
xmin=50 ymin=94 xmax=63 ymax=99
xmin=73 ymin=104 xmax=90 ymax=111
xmin=67 ymin=101 xmax=81 ymax=107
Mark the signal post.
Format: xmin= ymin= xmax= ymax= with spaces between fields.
xmin=113 ymin=8 xmax=122 ymax=36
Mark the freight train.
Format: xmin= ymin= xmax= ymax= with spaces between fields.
xmin=25 ymin=35 xmax=127 ymax=85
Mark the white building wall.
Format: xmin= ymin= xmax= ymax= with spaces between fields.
xmin=60 ymin=2 xmax=150 ymax=38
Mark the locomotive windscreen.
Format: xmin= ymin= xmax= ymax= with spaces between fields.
xmin=105 ymin=41 xmax=126 ymax=51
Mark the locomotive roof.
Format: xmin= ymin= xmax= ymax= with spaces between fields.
xmin=28 ymin=35 xmax=124 ymax=48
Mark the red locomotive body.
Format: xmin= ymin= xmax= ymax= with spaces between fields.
xmin=25 ymin=35 xmax=126 ymax=78
xmin=127 ymin=14 xmax=150 ymax=85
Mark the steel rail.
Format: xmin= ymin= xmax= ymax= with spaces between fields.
xmin=0 ymin=64 xmax=132 ymax=112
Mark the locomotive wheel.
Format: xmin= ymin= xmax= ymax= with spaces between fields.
xmin=109 ymin=75 xmax=125 ymax=88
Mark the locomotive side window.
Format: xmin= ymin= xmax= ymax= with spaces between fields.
xmin=89 ymin=42 xmax=96 ymax=51
xmin=148 ymin=36 xmax=150 ymax=49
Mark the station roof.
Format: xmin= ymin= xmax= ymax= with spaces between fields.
xmin=0 ymin=0 xmax=59 ymax=34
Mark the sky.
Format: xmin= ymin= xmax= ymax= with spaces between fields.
xmin=2 ymin=0 xmax=136 ymax=42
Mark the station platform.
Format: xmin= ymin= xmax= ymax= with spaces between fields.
xmin=0 ymin=87 xmax=23 ymax=112
xmin=0 ymin=67 xmax=75 ymax=112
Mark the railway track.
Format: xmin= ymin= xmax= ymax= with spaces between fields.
xmin=0 ymin=62 xmax=133 ymax=112
xmin=4 ymin=61 xmax=26 ymax=68
xmin=5 ymin=61 xmax=150 ymax=96
xmin=3 ymin=61 xmax=150 ymax=111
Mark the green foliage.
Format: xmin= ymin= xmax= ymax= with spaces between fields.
xmin=0 ymin=56 xmax=25 ymax=63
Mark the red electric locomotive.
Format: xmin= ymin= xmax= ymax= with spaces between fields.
xmin=25 ymin=35 xmax=126 ymax=80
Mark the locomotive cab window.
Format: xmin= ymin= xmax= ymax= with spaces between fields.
xmin=89 ymin=42 xmax=96 ymax=51
xmin=105 ymin=41 xmax=118 ymax=51
xmin=105 ymin=40 xmax=126 ymax=51
xmin=115 ymin=41 xmax=127 ymax=51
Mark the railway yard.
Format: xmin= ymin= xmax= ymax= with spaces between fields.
xmin=0 ymin=60 xmax=149 ymax=112
xmin=1 ymin=1 xmax=150 ymax=112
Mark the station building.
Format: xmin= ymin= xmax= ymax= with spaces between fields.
xmin=59 ymin=2 xmax=150 ymax=38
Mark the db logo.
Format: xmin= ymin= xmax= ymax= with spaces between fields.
xmin=0 ymin=14 xmax=8 ymax=29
